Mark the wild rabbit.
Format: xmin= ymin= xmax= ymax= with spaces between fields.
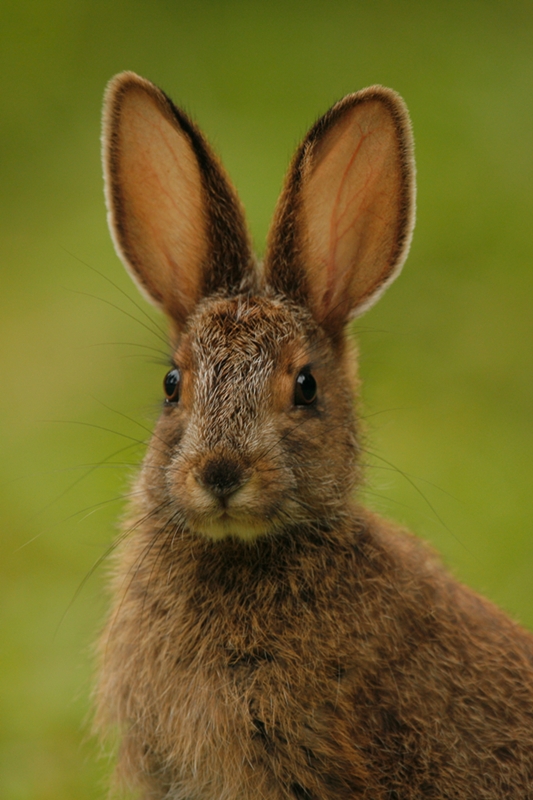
xmin=96 ymin=71 xmax=533 ymax=799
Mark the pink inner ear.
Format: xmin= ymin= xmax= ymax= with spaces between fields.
xmin=301 ymin=97 xmax=406 ymax=324
xmin=106 ymin=82 xmax=208 ymax=323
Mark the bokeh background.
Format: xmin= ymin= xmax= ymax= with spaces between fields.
xmin=1 ymin=0 xmax=533 ymax=796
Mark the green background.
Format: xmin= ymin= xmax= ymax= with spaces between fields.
xmin=2 ymin=1 xmax=533 ymax=796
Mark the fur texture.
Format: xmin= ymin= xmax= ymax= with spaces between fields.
xmin=96 ymin=72 xmax=533 ymax=799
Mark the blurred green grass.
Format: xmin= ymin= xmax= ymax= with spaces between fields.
xmin=1 ymin=0 xmax=533 ymax=796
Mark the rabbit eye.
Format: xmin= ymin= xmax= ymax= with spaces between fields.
xmin=163 ymin=368 xmax=181 ymax=403
xmin=294 ymin=369 xmax=317 ymax=406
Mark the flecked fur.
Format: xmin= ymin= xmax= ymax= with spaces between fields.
xmin=96 ymin=73 xmax=533 ymax=799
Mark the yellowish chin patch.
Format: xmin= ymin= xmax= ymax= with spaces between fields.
xmin=195 ymin=516 xmax=275 ymax=542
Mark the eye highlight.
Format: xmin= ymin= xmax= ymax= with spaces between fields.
xmin=164 ymin=367 xmax=181 ymax=403
xmin=294 ymin=368 xmax=317 ymax=406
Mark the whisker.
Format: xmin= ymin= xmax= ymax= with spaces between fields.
xmin=70 ymin=488 xmax=146 ymax=525
xmin=14 ymin=441 xmax=145 ymax=551
xmin=359 ymin=487 xmax=421 ymax=512
xmin=46 ymin=419 xmax=169 ymax=457
xmin=103 ymin=505 xmax=177 ymax=652
xmin=67 ymin=288 xmax=169 ymax=346
xmin=362 ymin=459 xmax=462 ymax=503
xmin=140 ymin=510 xmax=183 ymax=620
xmin=91 ymin=396 xmax=170 ymax=453
xmin=61 ymin=248 xmax=169 ymax=341
xmin=44 ymin=462 xmax=161 ymax=472
xmin=17 ymin=484 xmax=146 ymax=553
xmin=105 ymin=354 xmax=170 ymax=365
xmin=363 ymin=448 xmax=475 ymax=560
xmin=82 ymin=341 xmax=169 ymax=358
xmin=360 ymin=407 xmax=407 ymax=421
xmin=55 ymin=501 xmax=172 ymax=638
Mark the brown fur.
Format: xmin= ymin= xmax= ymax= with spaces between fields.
xmin=96 ymin=73 xmax=533 ymax=799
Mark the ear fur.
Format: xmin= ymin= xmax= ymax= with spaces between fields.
xmin=264 ymin=86 xmax=415 ymax=335
xmin=102 ymin=72 xmax=254 ymax=327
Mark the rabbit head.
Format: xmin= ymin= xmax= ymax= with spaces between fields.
xmin=102 ymin=72 xmax=415 ymax=542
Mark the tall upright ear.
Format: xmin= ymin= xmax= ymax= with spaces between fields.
xmin=264 ymin=86 xmax=415 ymax=336
xmin=103 ymin=72 xmax=254 ymax=328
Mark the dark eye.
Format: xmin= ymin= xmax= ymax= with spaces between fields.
xmin=294 ymin=368 xmax=317 ymax=406
xmin=163 ymin=367 xmax=181 ymax=403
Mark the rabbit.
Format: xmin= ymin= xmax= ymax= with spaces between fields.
xmin=95 ymin=71 xmax=533 ymax=800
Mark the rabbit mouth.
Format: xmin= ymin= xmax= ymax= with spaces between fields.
xmin=194 ymin=487 xmax=285 ymax=540
xmin=177 ymin=477 xmax=288 ymax=540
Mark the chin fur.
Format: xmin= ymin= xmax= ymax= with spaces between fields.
xmin=193 ymin=515 xmax=278 ymax=542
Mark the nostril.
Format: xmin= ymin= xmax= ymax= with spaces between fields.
xmin=199 ymin=458 xmax=245 ymax=498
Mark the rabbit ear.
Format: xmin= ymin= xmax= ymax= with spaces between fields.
xmin=103 ymin=72 xmax=254 ymax=327
xmin=264 ymin=86 xmax=415 ymax=335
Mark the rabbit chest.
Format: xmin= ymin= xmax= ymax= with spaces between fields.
xmin=100 ymin=515 xmax=533 ymax=800
xmin=101 ymin=522 xmax=392 ymax=800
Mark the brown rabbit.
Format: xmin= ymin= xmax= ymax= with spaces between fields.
xmin=96 ymin=72 xmax=533 ymax=799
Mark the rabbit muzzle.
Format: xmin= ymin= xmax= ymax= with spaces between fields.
xmin=172 ymin=438 xmax=294 ymax=541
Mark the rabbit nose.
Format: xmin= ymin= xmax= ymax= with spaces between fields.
xmin=198 ymin=458 xmax=246 ymax=498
